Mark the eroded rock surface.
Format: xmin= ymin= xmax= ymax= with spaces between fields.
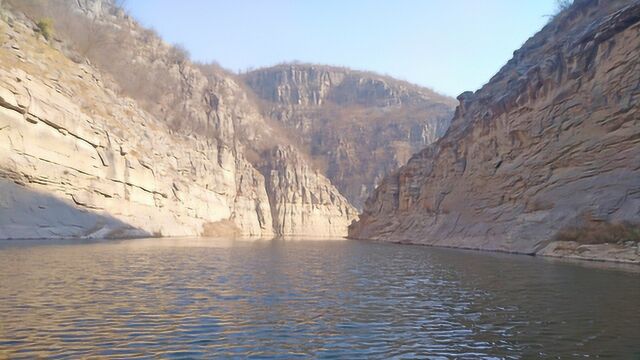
xmin=0 ymin=30 xmax=265 ymax=238
xmin=243 ymin=65 xmax=455 ymax=209
xmin=350 ymin=0 xmax=640 ymax=259
xmin=263 ymin=145 xmax=356 ymax=237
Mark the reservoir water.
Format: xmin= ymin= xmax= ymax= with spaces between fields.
xmin=0 ymin=238 xmax=638 ymax=358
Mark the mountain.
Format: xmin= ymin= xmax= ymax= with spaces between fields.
xmin=0 ymin=0 xmax=356 ymax=239
xmin=350 ymin=0 xmax=640 ymax=263
xmin=243 ymin=64 xmax=455 ymax=209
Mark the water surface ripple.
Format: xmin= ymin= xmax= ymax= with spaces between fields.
xmin=0 ymin=238 xmax=638 ymax=358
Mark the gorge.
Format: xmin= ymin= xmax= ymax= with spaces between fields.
xmin=0 ymin=0 xmax=639 ymax=265
xmin=1 ymin=0 xmax=640 ymax=358
xmin=0 ymin=0 xmax=454 ymax=239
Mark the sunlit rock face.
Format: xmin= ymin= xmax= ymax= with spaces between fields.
xmin=0 ymin=34 xmax=265 ymax=238
xmin=243 ymin=64 xmax=456 ymax=210
xmin=0 ymin=1 xmax=355 ymax=239
xmin=262 ymin=145 xmax=357 ymax=237
xmin=350 ymin=0 xmax=640 ymax=256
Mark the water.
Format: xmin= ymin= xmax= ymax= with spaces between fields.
xmin=0 ymin=238 xmax=638 ymax=359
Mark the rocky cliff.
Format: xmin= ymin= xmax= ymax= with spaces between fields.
xmin=262 ymin=145 xmax=355 ymax=237
xmin=243 ymin=65 xmax=456 ymax=209
xmin=350 ymin=0 xmax=640 ymax=263
xmin=0 ymin=0 xmax=356 ymax=239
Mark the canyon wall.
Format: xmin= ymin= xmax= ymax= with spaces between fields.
xmin=350 ymin=0 xmax=640 ymax=261
xmin=0 ymin=1 xmax=356 ymax=239
xmin=243 ymin=65 xmax=455 ymax=209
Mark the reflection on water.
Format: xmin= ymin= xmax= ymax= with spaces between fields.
xmin=0 ymin=238 xmax=639 ymax=358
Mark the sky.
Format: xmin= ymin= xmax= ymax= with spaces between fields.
xmin=126 ymin=0 xmax=559 ymax=97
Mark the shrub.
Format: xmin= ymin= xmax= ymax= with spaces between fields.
xmin=168 ymin=43 xmax=190 ymax=64
xmin=36 ymin=17 xmax=53 ymax=40
xmin=545 ymin=0 xmax=574 ymax=23
xmin=554 ymin=221 xmax=640 ymax=245
xmin=555 ymin=0 xmax=573 ymax=13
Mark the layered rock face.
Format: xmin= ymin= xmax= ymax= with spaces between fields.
xmin=0 ymin=1 xmax=356 ymax=239
xmin=243 ymin=65 xmax=456 ymax=209
xmin=350 ymin=0 xmax=640 ymax=259
xmin=263 ymin=146 xmax=356 ymax=237
xmin=0 ymin=14 xmax=270 ymax=238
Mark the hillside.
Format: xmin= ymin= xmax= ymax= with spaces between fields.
xmin=243 ymin=64 xmax=456 ymax=209
xmin=350 ymin=0 xmax=640 ymax=263
xmin=0 ymin=0 xmax=356 ymax=239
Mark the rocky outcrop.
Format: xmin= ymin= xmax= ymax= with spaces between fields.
xmin=0 ymin=1 xmax=355 ymax=239
xmin=263 ymin=145 xmax=356 ymax=237
xmin=350 ymin=0 xmax=640 ymax=261
xmin=243 ymin=65 xmax=456 ymax=209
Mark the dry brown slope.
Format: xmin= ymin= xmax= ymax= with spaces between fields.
xmin=243 ymin=64 xmax=456 ymax=209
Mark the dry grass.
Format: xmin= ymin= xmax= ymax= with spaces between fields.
xmin=554 ymin=221 xmax=640 ymax=245
xmin=5 ymin=0 xmax=211 ymax=133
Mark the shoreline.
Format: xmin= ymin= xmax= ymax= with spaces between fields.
xmin=349 ymin=237 xmax=640 ymax=268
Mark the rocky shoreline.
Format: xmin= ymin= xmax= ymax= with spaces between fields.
xmin=351 ymin=237 xmax=640 ymax=266
xmin=538 ymin=241 xmax=640 ymax=265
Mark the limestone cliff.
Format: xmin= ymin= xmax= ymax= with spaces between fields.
xmin=243 ymin=65 xmax=456 ymax=209
xmin=262 ymin=145 xmax=356 ymax=237
xmin=350 ymin=0 xmax=640 ymax=262
xmin=0 ymin=1 xmax=356 ymax=239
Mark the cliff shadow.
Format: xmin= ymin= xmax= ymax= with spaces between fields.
xmin=0 ymin=179 xmax=149 ymax=240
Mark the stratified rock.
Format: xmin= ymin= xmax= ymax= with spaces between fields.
xmin=0 ymin=49 xmax=259 ymax=237
xmin=350 ymin=0 xmax=640 ymax=258
xmin=0 ymin=1 xmax=355 ymax=239
xmin=263 ymin=145 xmax=357 ymax=237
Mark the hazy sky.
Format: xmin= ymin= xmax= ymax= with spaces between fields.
xmin=127 ymin=0 xmax=558 ymax=97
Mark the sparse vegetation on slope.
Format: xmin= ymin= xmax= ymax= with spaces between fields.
xmin=36 ymin=17 xmax=53 ymax=40
xmin=243 ymin=63 xmax=456 ymax=209
xmin=555 ymin=222 xmax=640 ymax=245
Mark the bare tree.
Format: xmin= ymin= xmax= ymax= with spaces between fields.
xmin=556 ymin=0 xmax=573 ymax=12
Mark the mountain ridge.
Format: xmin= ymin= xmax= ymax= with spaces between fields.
xmin=242 ymin=63 xmax=455 ymax=208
